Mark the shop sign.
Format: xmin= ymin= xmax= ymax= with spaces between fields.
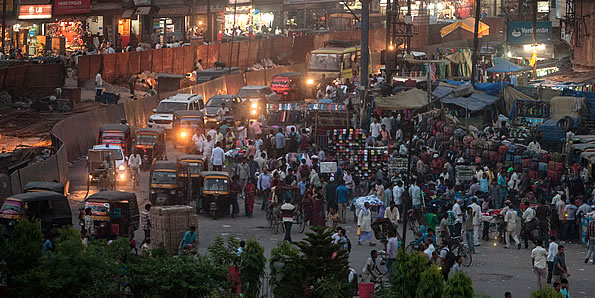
xmin=157 ymin=7 xmax=190 ymax=17
xmin=18 ymin=4 xmax=52 ymax=19
xmin=193 ymin=5 xmax=225 ymax=13
xmin=0 ymin=0 xmax=14 ymax=13
xmin=320 ymin=162 xmax=337 ymax=174
xmin=224 ymin=5 xmax=251 ymax=13
xmin=19 ymin=0 xmax=50 ymax=4
xmin=53 ymin=0 xmax=90 ymax=15
xmin=228 ymin=0 xmax=251 ymax=4
xmin=507 ymin=21 xmax=552 ymax=45
xmin=537 ymin=1 xmax=549 ymax=13
xmin=283 ymin=0 xmax=335 ymax=4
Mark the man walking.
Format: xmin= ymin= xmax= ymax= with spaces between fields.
xmin=470 ymin=196 xmax=482 ymax=246
xmin=531 ymin=240 xmax=548 ymax=290
xmin=336 ymin=181 xmax=350 ymax=224
xmin=547 ymin=236 xmax=559 ymax=284
xmin=504 ymin=201 xmax=521 ymax=249
xmin=140 ymin=204 xmax=151 ymax=242
xmin=409 ymin=180 xmax=422 ymax=210
xmin=392 ymin=180 xmax=405 ymax=216
xmin=280 ymin=198 xmax=295 ymax=242
xmin=386 ymin=231 xmax=399 ymax=278
xmin=585 ymin=218 xmax=595 ymax=264
xmin=257 ymin=168 xmax=272 ymax=210
xmin=552 ymin=245 xmax=569 ymax=283
xmin=452 ymin=199 xmax=464 ymax=237
xmin=536 ymin=199 xmax=550 ymax=244
xmin=211 ymin=142 xmax=225 ymax=171
xmin=275 ymin=128 xmax=286 ymax=158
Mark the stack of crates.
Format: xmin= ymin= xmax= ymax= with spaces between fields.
xmin=151 ymin=205 xmax=199 ymax=255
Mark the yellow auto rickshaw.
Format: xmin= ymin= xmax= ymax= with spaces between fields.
xmin=173 ymin=110 xmax=205 ymax=152
xmin=0 ymin=191 xmax=72 ymax=235
xmin=134 ymin=127 xmax=167 ymax=170
xmin=81 ymin=191 xmax=139 ymax=238
xmin=149 ymin=161 xmax=191 ymax=205
xmin=200 ymin=171 xmax=231 ymax=220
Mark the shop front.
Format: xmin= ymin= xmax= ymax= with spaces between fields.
xmin=17 ymin=3 xmax=52 ymax=55
xmin=48 ymin=0 xmax=91 ymax=53
xmin=153 ymin=6 xmax=189 ymax=43
xmin=283 ymin=0 xmax=339 ymax=30
xmin=190 ymin=3 xmax=224 ymax=41
xmin=507 ymin=21 xmax=554 ymax=77
xmin=224 ymin=0 xmax=252 ymax=35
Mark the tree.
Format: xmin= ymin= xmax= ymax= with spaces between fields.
xmin=0 ymin=219 xmax=43 ymax=293
xmin=390 ymin=251 xmax=427 ymax=297
xmin=208 ymin=235 xmax=240 ymax=266
xmin=443 ymin=271 xmax=474 ymax=298
xmin=415 ymin=265 xmax=444 ymax=298
xmin=531 ymin=286 xmax=563 ymax=298
xmin=240 ymin=238 xmax=266 ymax=298
xmin=269 ymin=226 xmax=351 ymax=298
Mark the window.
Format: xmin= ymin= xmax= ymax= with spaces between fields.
xmin=308 ymin=53 xmax=341 ymax=72
xmin=343 ymin=53 xmax=352 ymax=70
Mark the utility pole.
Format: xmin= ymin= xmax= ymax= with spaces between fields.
xmin=406 ymin=0 xmax=411 ymax=54
xmin=206 ymin=0 xmax=212 ymax=42
xmin=359 ymin=0 xmax=370 ymax=128
xmin=1 ymin=0 xmax=7 ymax=53
xmin=532 ymin=0 xmax=537 ymax=79
xmin=385 ymin=0 xmax=391 ymax=48
xmin=470 ymin=0 xmax=481 ymax=86
xmin=228 ymin=0 xmax=238 ymax=74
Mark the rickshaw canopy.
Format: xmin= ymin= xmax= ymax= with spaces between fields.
xmin=99 ymin=124 xmax=131 ymax=134
xmin=24 ymin=181 xmax=65 ymax=194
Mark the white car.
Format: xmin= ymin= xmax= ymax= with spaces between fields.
xmin=91 ymin=144 xmax=127 ymax=182
xmin=148 ymin=94 xmax=204 ymax=131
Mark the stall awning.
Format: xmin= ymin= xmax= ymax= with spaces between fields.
xmin=440 ymin=18 xmax=489 ymax=38
xmin=122 ymin=9 xmax=135 ymax=18
xmin=433 ymin=86 xmax=498 ymax=112
xmin=487 ymin=59 xmax=528 ymax=73
xmin=375 ymin=88 xmax=428 ymax=110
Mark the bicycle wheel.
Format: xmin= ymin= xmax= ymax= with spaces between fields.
xmin=272 ymin=219 xmax=280 ymax=234
xmin=297 ymin=213 xmax=306 ymax=233
xmin=266 ymin=209 xmax=273 ymax=228
xmin=405 ymin=243 xmax=416 ymax=254
xmin=457 ymin=245 xmax=473 ymax=267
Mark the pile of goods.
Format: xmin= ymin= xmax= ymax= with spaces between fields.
xmin=150 ymin=205 xmax=198 ymax=255
xmin=330 ymin=128 xmax=389 ymax=181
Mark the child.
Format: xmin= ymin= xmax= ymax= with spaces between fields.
xmin=244 ymin=178 xmax=256 ymax=217
xmin=327 ymin=207 xmax=341 ymax=230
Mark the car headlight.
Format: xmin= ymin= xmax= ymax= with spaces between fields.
xmin=251 ymin=103 xmax=258 ymax=109
xmin=118 ymin=164 xmax=125 ymax=171
xmin=180 ymin=131 xmax=187 ymax=138
xmin=251 ymin=109 xmax=257 ymax=115
xmin=170 ymin=190 xmax=176 ymax=195
xmin=88 ymin=174 xmax=93 ymax=181
xmin=150 ymin=189 xmax=156 ymax=194
xmin=306 ymin=78 xmax=314 ymax=85
xmin=119 ymin=173 xmax=126 ymax=180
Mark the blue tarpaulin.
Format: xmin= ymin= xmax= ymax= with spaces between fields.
xmin=486 ymin=59 xmax=527 ymax=73
xmin=433 ymin=86 xmax=499 ymax=111
xmin=561 ymin=89 xmax=595 ymax=99
xmin=443 ymin=79 xmax=509 ymax=96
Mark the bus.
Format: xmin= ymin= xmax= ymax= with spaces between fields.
xmin=306 ymin=40 xmax=371 ymax=85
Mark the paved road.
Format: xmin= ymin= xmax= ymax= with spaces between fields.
xmin=66 ymin=144 xmax=594 ymax=297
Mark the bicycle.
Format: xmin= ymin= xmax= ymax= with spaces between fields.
xmin=294 ymin=207 xmax=306 ymax=233
xmin=448 ymin=235 xmax=472 ymax=267
xmin=129 ymin=166 xmax=139 ymax=190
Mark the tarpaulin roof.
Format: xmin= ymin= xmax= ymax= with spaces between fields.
xmin=433 ymin=85 xmax=499 ymax=112
xmin=375 ymin=88 xmax=428 ymax=110
xmin=443 ymin=79 xmax=510 ymax=96
xmin=487 ymin=59 xmax=527 ymax=73
xmin=440 ymin=18 xmax=490 ymax=38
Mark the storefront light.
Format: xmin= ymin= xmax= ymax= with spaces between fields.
xmin=437 ymin=3 xmax=444 ymax=10
xmin=523 ymin=44 xmax=546 ymax=51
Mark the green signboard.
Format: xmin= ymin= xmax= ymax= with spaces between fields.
xmin=507 ymin=21 xmax=552 ymax=45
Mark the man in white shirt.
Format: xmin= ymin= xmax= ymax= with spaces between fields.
xmin=210 ymin=142 xmax=225 ymax=171
xmin=280 ymin=198 xmax=295 ymax=242
xmin=452 ymin=199 xmax=464 ymax=237
xmin=507 ymin=167 xmax=519 ymax=201
xmin=216 ymin=103 xmax=228 ymax=122
xmin=523 ymin=204 xmax=537 ymax=248
xmin=546 ymin=236 xmax=559 ymax=284
xmin=369 ymin=118 xmax=381 ymax=143
xmin=361 ymin=250 xmax=379 ymax=282
xmin=128 ymin=152 xmax=142 ymax=186
xmin=392 ymin=180 xmax=405 ymax=215
xmin=531 ymin=240 xmax=548 ymax=290
xmin=95 ymin=71 xmax=103 ymax=96
xmin=470 ymin=197 xmax=482 ymax=246
xmin=423 ymin=238 xmax=436 ymax=261
xmin=384 ymin=201 xmax=400 ymax=227
xmin=527 ymin=139 xmax=541 ymax=151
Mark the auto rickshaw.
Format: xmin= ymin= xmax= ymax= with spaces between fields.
xmin=0 ymin=191 xmax=72 ymax=235
xmin=134 ymin=127 xmax=166 ymax=170
xmin=98 ymin=124 xmax=132 ymax=156
xmin=173 ymin=110 xmax=205 ymax=152
xmin=271 ymin=72 xmax=308 ymax=101
xmin=200 ymin=171 xmax=230 ymax=220
xmin=177 ymin=155 xmax=206 ymax=199
xmin=569 ymin=143 xmax=595 ymax=164
xmin=24 ymin=181 xmax=66 ymax=195
xmin=81 ymin=191 xmax=139 ymax=238
xmin=149 ymin=161 xmax=191 ymax=205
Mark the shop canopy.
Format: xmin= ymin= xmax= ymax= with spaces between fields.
xmin=487 ymin=59 xmax=527 ymax=73
xmin=440 ymin=18 xmax=490 ymax=38
xmin=433 ymin=86 xmax=499 ymax=112
xmin=375 ymin=88 xmax=428 ymax=110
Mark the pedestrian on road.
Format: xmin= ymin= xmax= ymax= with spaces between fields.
xmin=235 ymin=157 xmax=250 ymax=192
xmin=504 ymin=202 xmax=521 ymax=249
xmin=464 ymin=207 xmax=475 ymax=254
xmin=552 ymin=245 xmax=570 ymax=283
xmin=83 ymin=208 xmax=95 ymax=240
xmin=470 ymin=196 xmax=482 ymax=246
xmin=361 ymin=250 xmax=379 ymax=282
xmin=547 ymin=236 xmax=559 ymax=284
xmin=584 ymin=219 xmax=595 ymax=264
xmin=357 ymin=202 xmax=375 ymax=246
xmin=211 ymin=142 xmax=225 ymax=171
xmin=275 ymin=128 xmax=286 ymax=158
xmin=560 ymin=278 xmax=570 ymax=298
xmin=522 ymin=201 xmax=538 ymax=248
xmin=280 ymin=198 xmax=295 ymax=242
xmin=244 ymin=177 xmax=256 ymax=217
xmin=141 ymin=204 xmax=151 ymax=243
xmin=452 ymin=199 xmax=464 ymax=237
xmin=386 ymin=230 xmax=399 ymax=278
xmin=531 ymin=240 xmax=548 ymax=290
xmin=536 ymin=199 xmax=550 ymax=244
xmin=257 ymin=168 xmax=272 ymax=211
xmin=230 ymin=175 xmax=241 ymax=218
xmin=336 ymin=181 xmax=350 ymax=224
xmin=325 ymin=176 xmax=338 ymax=212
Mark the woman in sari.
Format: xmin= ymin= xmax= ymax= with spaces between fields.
xmin=244 ymin=177 xmax=256 ymax=217
xmin=302 ymin=185 xmax=314 ymax=226
xmin=310 ymin=186 xmax=326 ymax=226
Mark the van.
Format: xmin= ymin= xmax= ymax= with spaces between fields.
xmin=148 ymin=94 xmax=204 ymax=130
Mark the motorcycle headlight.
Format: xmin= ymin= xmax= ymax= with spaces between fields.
xmin=170 ymin=190 xmax=176 ymax=195
xmin=88 ymin=174 xmax=93 ymax=181
xmin=119 ymin=173 xmax=126 ymax=180
xmin=306 ymin=78 xmax=314 ymax=85
xmin=180 ymin=131 xmax=187 ymax=138
xmin=118 ymin=164 xmax=125 ymax=171
xmin=251 ymin=103 xmax=258 ymax=109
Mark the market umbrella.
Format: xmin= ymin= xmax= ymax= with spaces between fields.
xmin=440 ymin=18 xmax=490 ymax=38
